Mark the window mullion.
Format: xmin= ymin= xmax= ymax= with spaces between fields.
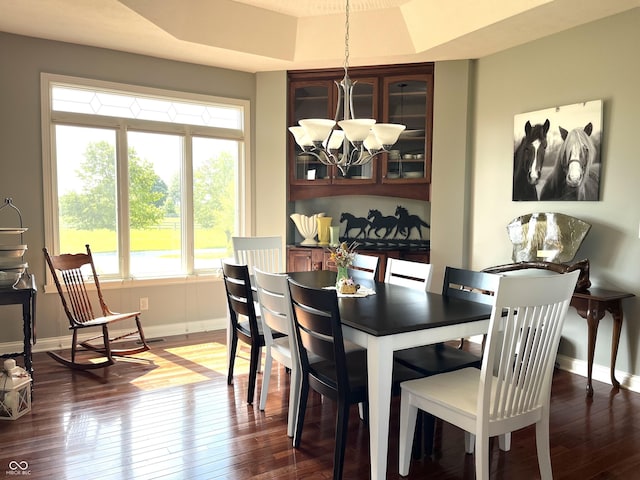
xmin=183 ymin=134 xmax=194 ymax=273
xmin=117 ymin=125 xmax=131 ymax=278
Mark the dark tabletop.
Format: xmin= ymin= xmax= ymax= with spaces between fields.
xmin=571 ymin=287 xmax=634 ymax=302
xmin=287 ymin=270 xmax=493 ymax=337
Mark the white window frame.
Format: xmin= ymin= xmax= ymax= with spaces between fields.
xmin=40 ymin=73 xmax=252 ymax=289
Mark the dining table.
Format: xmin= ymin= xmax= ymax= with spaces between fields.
xmin=287 ymin=270 xmax=494 ymax=480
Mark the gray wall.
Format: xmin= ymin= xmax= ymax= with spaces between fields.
xmin=469 ymin=9 xmax=640 ymax=386
xmin=0 ymin=32 xmax=256 ymax=345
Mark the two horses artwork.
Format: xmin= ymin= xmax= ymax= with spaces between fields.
xmin=513 ymin=118 xmax=600 ymax=201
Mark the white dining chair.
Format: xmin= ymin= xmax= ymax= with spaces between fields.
xmin=388 ymin=262 xmax=485 ymax=456
xmin=228 ymin=236 xmax=283 ymax=370
xmin=384 ymin=257 xmax=432 ymax=290
xmin=398 ymin=270 xmax=580 ymax=479
xmin=253 ymin=268 xmax=305 ymax=438
xmin=222 ymin=262 xmax=283 ymax=405
xmin=232 ymin=236 xmax=283 ymax=275
xmin=254 ymin=268 xmax=366 ymax=438
xmin=348 ymin=253 xmax=380 ymax=282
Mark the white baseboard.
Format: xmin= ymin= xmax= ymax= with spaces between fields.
xmin=555 ymin=354 xmax=640 ymax=394
xmin=465 ymin=336 xmax=640 ymax=394
xmin=0 ymin=317 xmax=228 ymax=357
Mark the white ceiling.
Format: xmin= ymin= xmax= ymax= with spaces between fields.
xmin=1 ymin=0 xmax=639 ymax=73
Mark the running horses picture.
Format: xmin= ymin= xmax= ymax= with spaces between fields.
xmin=339 ymin=212 xmax=370 ymax=238
xmin=367 ymin=209 xmax=397 ymax=238
xmin=512 ymin=119 xmax=550 ymax=201
xmin=394 ymin=206 xmax=430 ymax=239
xmin=512 ymin=100 xmax=602 ymax=202
xmin=337 ymin=206 xmax=430 ymax=249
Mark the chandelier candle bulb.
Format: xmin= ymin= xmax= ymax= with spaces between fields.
xmin=288 ymin=126 xmax=313 ymax=147
xmin=327 ymin=130 xmax=345 ymax=150
xmin=364 ymin=133 xmax=382 ymax=151
xmin=372 ymin=124 xmax=406 ymax=146
xmin=299 ymin=119 xmax=336 ymax=142
xmin=338 ymin=119 xmax=376 ymax=143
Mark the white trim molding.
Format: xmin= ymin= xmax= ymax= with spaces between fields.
xmin=1 ymin=318 xmax=228 ymax=357
xmin=556 ymin=353 xmax=640 ymax=394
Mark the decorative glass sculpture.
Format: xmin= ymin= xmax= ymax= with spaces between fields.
xmin=507 ymin=212 xmax=591 ymax=263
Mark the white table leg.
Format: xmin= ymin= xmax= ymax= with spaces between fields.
xmin=366 ymin=335 xmax=394 ymax=480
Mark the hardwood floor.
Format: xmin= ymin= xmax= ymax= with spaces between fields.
xmin=3 ymin=330 xmax=640 ymax=479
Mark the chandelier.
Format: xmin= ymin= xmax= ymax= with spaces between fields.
xmin=288 ymin=0 xmax=406 ymax=176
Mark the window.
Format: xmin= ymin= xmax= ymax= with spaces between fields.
xmin=41 ymin=74 xmax=250 ymax=282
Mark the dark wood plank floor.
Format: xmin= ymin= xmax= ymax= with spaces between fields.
xmin=2 ymin=330 xmax=640 ymax=479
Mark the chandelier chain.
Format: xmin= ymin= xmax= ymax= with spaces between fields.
xmin=344 ymin=0 xmax=350 ymax=74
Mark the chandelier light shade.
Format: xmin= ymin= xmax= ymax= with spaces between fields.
xmin=288 ymin=0 xmax=406 ymax=176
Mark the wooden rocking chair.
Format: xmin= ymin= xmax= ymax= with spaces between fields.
xmin=43 ymin=244 xmax=150 ymax=369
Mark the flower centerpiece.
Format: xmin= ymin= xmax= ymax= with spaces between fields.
xmin=337 ymin=277 xmax=358 ymax=295
xmin=328 ymin=241 xmax=359 ymax=293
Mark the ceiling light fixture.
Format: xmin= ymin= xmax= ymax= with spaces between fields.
xmin=288 ymin=0 xmax=406 ymax=176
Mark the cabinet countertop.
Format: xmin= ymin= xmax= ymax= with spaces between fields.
xmin=288 ymin=242 xmax=430 ymax=252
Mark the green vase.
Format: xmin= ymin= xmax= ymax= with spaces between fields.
xmin=336 ymin=266 xmax=348 ymax=288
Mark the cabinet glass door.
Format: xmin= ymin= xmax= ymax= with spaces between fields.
xmin=289 ymin=81 xmax=335 ymax=183
xmin=382 ymin=75 xmax=432 ymax=183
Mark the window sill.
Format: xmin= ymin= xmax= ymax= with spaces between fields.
xmin=43 ymin=271 xmax=222 ymax=294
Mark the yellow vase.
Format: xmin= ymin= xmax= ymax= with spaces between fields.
xmin=317 ymin=216 xmax=332 ymax=245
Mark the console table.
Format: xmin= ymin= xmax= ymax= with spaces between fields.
xmin=0 ymin=273 xmax=36 ymax=378
xmin=570 ymin=288 xmax=634 ymax=396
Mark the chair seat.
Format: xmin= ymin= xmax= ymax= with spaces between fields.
xmin=401 ymin=367 xmax=534 ymax=436
xmin=79 ymin=311 xmax=140 ymax=327
xmin=312 ymin=349 xmax=425 ymax=396
xmin=270 ymin=336 xmax=291 ymax=357
xmin=312 ymin=350 xmax=368 ymax=396
xmin=237 ymin=319 xmax=262 ymax=338
xmin=402 ymin=367 xmax=482 ymax=422
xmin=393 ymin=343 xmax=480 ymax=457
xmin=394 ymin=343 xmax=481 ymax=376
xmin=271 ymin=336 xmax=325 ymax=365
xmin=238 ymin=318 xmax=286 ymax=341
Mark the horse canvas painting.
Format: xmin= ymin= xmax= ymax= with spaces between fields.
xmin=512 ymin=100 xmax=602 ymax=201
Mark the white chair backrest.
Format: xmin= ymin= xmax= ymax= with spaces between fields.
xmin=232 ymin=236 xmax=282 ymax=274
xmin=479 ymin=270 xmax=579 ymax=426
xmin=384 ymin=258 xmax=432 ymax=290
xmin=348 ymin=253 xmax=379 ymax=281
xmin=254 ymin=268 xmax=294 ymax=342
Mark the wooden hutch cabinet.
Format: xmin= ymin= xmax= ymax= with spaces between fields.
xmin=287 ymin=246 xmax=325 ymax=272
xmin=288 ymin=63 xmax=434 ymax=201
